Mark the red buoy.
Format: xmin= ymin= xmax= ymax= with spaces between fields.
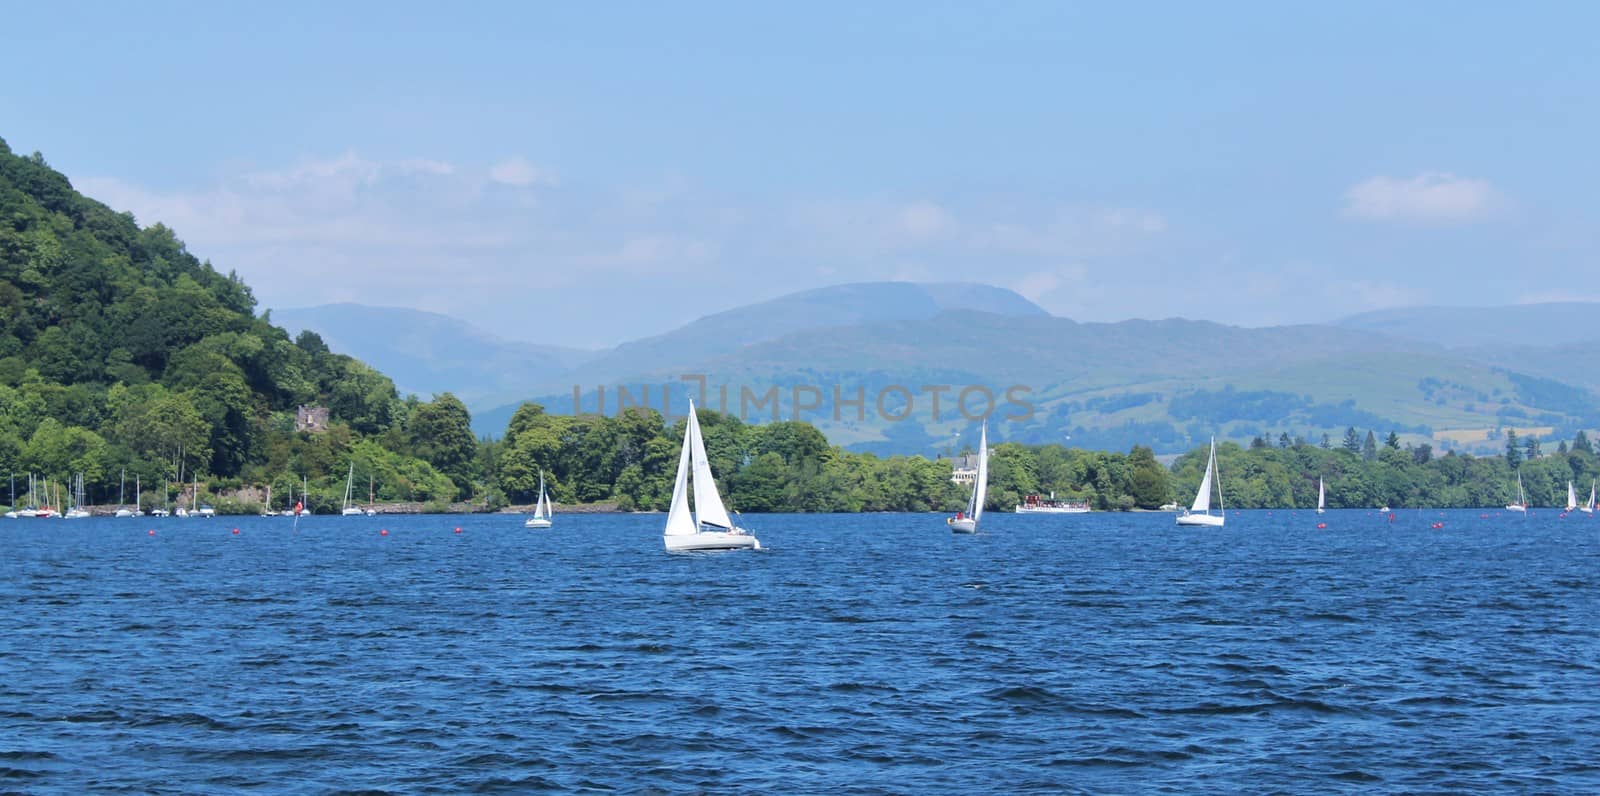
xmin=147 ymin=529 xmax=155 ymax=536
xmin=454 ymin=527 xmax=462 ymax=534
xmin=232 ymin=528 xmax=239 ymax=535
xmin=380 ymin=529 xmax=389 ymax=536
xmin=1316 ymin=522 xmax=1327 ymax=529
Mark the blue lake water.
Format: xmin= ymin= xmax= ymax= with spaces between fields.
xmin=2 ymin=509 xmax=1598 ymax=793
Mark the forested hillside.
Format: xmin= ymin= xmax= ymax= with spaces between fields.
xmin=0 ymin=137 xmax=464 ymax=511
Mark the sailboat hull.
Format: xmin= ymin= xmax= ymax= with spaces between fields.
xmin=525 ymin=517 xmax=552 ymax=528
xmin=1176 ymin=511 xmax=1225 ymax=527
xmin=664 ymin=531 xmax=760 ymax=552
xmin=948 ymin=518 xmax=977 ymax=533
xmin=1505 ymin=505 xmax=1527 ymax=512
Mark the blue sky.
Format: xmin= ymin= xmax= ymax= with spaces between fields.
xmin=4 ymin=2 xmax=1597 ymax=347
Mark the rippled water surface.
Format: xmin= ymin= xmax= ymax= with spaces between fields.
xmin=2 ymin=510 xmax=1598 ymax=793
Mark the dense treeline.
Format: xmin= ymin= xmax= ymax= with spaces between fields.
xmin=1172 ymin=429 xmax=1600 ymax=511
xmin=0 ymin=137 xmax=468 ymax=512
xmin=491 ymin=406 xmax=1600 ymax=513
xmin=489 ymin=403 xmax=1172 ymax=513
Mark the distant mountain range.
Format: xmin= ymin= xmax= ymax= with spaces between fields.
xmin=272 ymin=304 xmax=597 ymax=409
xmin=273 ymin=287 xmax=1600 ymax=456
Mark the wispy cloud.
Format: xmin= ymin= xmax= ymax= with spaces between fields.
xmin=488 ymin=156 xmax=556 ymax=187
xmin=1516 ymin=289 xmax=1600 ymax=305
xmin=1343 ymin=172 xmax=1500 ymax=223
xmin=71 ymin=154 xmax=1180 ymax=345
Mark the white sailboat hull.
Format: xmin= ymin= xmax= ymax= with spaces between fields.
xmin=341 ymin=507 xmax=366 ymax=516
xmin=948 ymin=518 xmax=977 ymax=533
xmin=664 ymin=530 xmax=760 ymax=552
xmin=525 ymin=517 xmax=552 ymax=528
xmin=114 ymin=509 xmax=135 ymax=518
xmin=1013 ymin=504 xmax=1090 ymax=514
xmin=1505 ymin=505 xmax=1526 ymax=512
xmin=1176 ymin=511 xmax=1225 ymax=527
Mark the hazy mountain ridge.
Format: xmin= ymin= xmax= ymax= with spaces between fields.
xmin=273 ymin=303 xmax=598 ymax=408
xmin=1337 ymin=302 xmax=1600 ymax=349
xmin=557 ymin=281 xmax=1048 ymax=389
xmin=287 ymin=291 xmax=1600 ymax=456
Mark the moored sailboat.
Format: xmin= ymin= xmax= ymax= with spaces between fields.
xmin=1177 ymin=437 xmax=1225 ymax=527
xmin=115 ymin=469 xmax=136 ymax=517
xmin=1316 ymin=477 xmax=1326 ymax=515
xmin=1584 ymin=481 xmax=1596 ymax=514
xmin=341 ymin=462 xmax=365 ymax=516
xmin=1566 ymin=481 xmax=1579 ymax=513
xmin=663 ymin=400 xmax=759 ymax=552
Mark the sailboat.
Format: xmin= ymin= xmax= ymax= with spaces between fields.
xmin=1506 ymin=471 xmax=1528 ymax=512
xmin=1177 ymin=438 xmax=1225 ymax=527
xmin=1584 ymin=480 xmax=1596 ymax=514
xmin=663 ymin=400 xmax=760 ymax=552
xmin=115 ymin=469 xmax=135 ymax=517
xmin=948 ymin=422 xmax=988 ymax=534
xmin=12 ymin=474 xmax=41 ymax=518
xmin=1316 ymin=477 xmax=1326 ymax=515
xmin=525 ymin=471 xmax=553 ymax=528
xmin=1566 ymin=481 xmax=1579 ymax=513
xmin=64 ymin=473 xmax=92 ymax=519
xmin=150 ymin=475 xmax=170 ymax=517
xmin=341 ymin=462 xmax=365 ymax=516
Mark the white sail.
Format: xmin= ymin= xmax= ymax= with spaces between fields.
xmin=1318 ymin=477 xmax=1325 ymax=511
xmin=971 ymin=422 xmax=989 ymax=523
xmin=1191 ymin=439 xmax=1216 ymax=513
xmin=534 ymin=472 xmax=550 ymax=520
xmin=1589 ymin=481 xmax=1597 ymax=512
xmin=687 ymin=403 xmax=735 ymax=531
xmin=1567 ymin=481 xmax=1578 ymax=512
xmin=663 ymin=405 xmax=697 ymax=536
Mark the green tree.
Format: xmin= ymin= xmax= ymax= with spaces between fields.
xmin=406 ymin=393 xmax=478 ymax=498
xmin=1505 ymin=429 xmax=1522 ymax=468
xmin=1127 ymin=445 xmax=1170 ymax=509
xmin=1342 ymin=427 xmax=1361 ymax=454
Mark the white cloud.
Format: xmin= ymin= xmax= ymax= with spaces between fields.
xmin=488 ymin=156 xmax=555 ymax=187
xmin=1343 ymin=172 xmax=1499 ymax=223
xmin=979 ymin=206 xmax=1167 ymax=258
xmin=1012 ymin=265 xmax=1089 ymax=302
xmin=1516 ymin=289 xmax=1600 ymax=305
xmin=897 ymin=201 xmax=949 ymax=238
xmin=1341 ymin=279 xmax=1420 ymax=311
